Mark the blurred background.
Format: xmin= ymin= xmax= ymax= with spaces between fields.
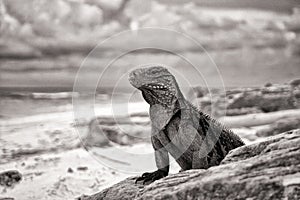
xmin=1 ymin=0 xmax=300 ymax=199
xmin=1 ymin=0 xmax=300 ymax=90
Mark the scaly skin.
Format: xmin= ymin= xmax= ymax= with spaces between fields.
xmin=129 ymin=66 xmax=244 ymax=184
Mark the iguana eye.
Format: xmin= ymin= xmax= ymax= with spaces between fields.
xmin=151 ymin=71 xmax=160 ymax=75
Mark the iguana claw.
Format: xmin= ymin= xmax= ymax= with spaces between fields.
xmin=135 ymin=170 xmax=167 ymax=184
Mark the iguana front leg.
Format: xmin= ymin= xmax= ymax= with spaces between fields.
xmin=135 ymin=136 xmax=169 ymax=184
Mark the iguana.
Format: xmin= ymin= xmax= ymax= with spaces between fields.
xmin=129 ymin=66 xmax=244 ymax=184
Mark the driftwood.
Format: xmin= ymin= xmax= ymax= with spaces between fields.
xmin=91 ymin=116 xmax=150 ymax=126
xmin=220 ymin=109 xmax=300 ymax=128
xmin=84 ymin=117 xmax=151 ymax=147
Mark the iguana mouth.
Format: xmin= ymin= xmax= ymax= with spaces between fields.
xmin=142 ymin=83 xmax=169 ymax=90
xmin=140 ymin=85 xmax=173 ymax=106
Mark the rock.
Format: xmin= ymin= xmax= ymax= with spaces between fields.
xmin=188 ymin=86 xmax=209 ymax=98
xmin=290 ymin=78 xmax=300 ymax=88
xmin=227 ymin=90 xmax=296 ymax=112
xmin=77 ymin=166 xmax=88 ymax=171
xmin=79 ymin=129 xmax=300 ymax=200
xmin=256 ymin=117 xmax=300 ymax=137
xmin=264 ymin=82 xmax=272 ymax=87
xmin=76 ymin=177 xmax=142 ymax=200
xmin=0 ymin=170 xmax=22 ymax=187
xmin=190 ymin=83 xmax=300 ymax=116
xmin=225 ymin=107 xmax=262 ymax=116
xmin=220 ymin=109 xmax=300 ymax=128
xmin=67 ymin=168 xmax=74 ymax=173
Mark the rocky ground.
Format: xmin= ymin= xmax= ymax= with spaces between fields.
xmin=78 ymin=129 xmax=300 ymax=200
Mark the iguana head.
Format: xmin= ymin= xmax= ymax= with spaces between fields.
xmin=129 ymin=66 xmax=181 ymax=106
xmin=129 ymin=65 xmax=185 ymax=130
